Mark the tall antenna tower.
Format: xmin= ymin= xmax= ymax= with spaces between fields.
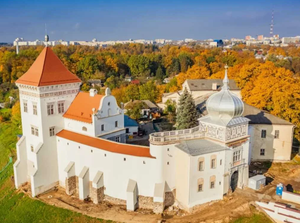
xmin=270 ymin=9 xmax=274 ymax=37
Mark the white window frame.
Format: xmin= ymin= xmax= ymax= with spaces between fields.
xmin=261 ymin=129 xmax=267 ymax=138
xmin=233 ymin=150 xmax=241 ymax=163
xmin=199 ymin=161 xmax=204 ymax=171
xmin=58 ymin=101 xmax=65 ymax=114
xmin=116 ymin=136 xmax=120 ymax=142
xmin=23 ymin=101 xmax=28 ymax=113
xmin=198 ymin=183 xmax=203 ymax=192
xmin=274 ymin=130 xmax=279 ymax=139
xmin=33 ymin=103 xmax=37 ymax=115
xmin=101 ymin=124 xmax=104 ymax=131
xmin=49 ymin=127 xmax=55 ymax=137
xmin=260 ymin=148 xmax=265 ymax=156
xmin=115 ymin=121 xmax=118 ymax=128
xmin=47 ymin=103 xmax=55 ymax=116
xmin=211 ymin=158 xmax=216 ymax=169
xmin=31 ymin=126 xmax=39 ymax=137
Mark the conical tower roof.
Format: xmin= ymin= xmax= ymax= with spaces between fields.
xmin=16 ymin=47 xmax=81 ymax=86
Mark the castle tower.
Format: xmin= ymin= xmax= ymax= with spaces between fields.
xmin=14 ymin=47 xmax=81 ymax=196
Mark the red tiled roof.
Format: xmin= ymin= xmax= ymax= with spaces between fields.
xmin=16 ymin=47 xmax=81 ymax=86
xmin=63 ymin=92 xmax=103 ymax=123
xmin=56 ymin=130 xmax=155 ymax=158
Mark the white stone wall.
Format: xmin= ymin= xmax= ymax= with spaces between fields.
xmin=188 ymin=150 xmax=226 ymax=208
xmin=249 ymin=124 xmax=293 ymax=161
xmin=15 ymin=83 xmax=81 ymax=196
xmin=57 ymin=137 xmax=161 ymax=200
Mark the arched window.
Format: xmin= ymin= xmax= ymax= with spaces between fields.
xmin=82 ymin=126 xmax=87 ymax=131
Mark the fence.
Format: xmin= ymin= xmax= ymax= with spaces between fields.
xmin=0 ymin=157 xmax=13 ymax=182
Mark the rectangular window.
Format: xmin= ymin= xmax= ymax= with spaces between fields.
xmin=115 ymin=121 xmax=118 ymax=127
xmin=24 ymin=102 xmax=28 ymax=113
xmin=274 ymin=130 xmax=279 ymax=139
xmin=210 ymin=181 xmax=215 ymax=189
xmin=211 ymin=159 xmax=216 ymax=169
xmin=126 ymin=128 xmax=129 ymax=133
xmin=260 ymin=148 xmax=265 ymax=156
xmin=49 ymin=127 xmax=55 ymax=137
xmin=47 ymin=104 xmax=54 ymax=115
xmin=101 ymin=124 xmax=104 ymax=131
xmin=233 ymin=150 xmax=241 ymax=163
xmin=58 ymin=102 xmax=65 ymax=114
xmin=198 ymin=184 xmax=203 ymax=192
xmin=199 ymin=161 xmax=204 ymax=171
xmin=261 ymin=129 xmax=266 ymax=138
xmin=31 ymin=126 xmax=39 ymax=136
xmin=116 ymin=136 xmax=120 ymax=142
xmin=220 ymin=159 xmax=222 ymax=165
xmin=33 ymin=104 xmax=37 ymax=115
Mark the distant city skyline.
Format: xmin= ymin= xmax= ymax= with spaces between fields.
xmin=1 ymin=0 xmax=300 ymax=42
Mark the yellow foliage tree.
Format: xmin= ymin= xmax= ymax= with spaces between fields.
xmin=177 ymin=65 xmax=210 ymax=87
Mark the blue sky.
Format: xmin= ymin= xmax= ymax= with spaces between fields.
xmin=0 ymin=0 xmax=299 ymax=42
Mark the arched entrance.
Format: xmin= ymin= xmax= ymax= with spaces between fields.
xmin=230 ymin=171 xmax=239 ymax=192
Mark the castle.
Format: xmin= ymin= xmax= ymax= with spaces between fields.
xmin=14 ymin=47 xmax=250 ymax=212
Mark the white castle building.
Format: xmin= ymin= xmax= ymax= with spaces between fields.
xmin=14 ymin=47 xmax=250 ymax=212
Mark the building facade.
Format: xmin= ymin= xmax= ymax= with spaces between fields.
xmin=14 ymin=48 xmax=250 ymax=212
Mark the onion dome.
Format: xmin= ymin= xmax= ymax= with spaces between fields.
xmin=206 ymin=65 xmax=244 ymax=124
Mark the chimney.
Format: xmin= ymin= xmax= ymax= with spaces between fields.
xmin=89 ymin=88 xmax=98 ymax=97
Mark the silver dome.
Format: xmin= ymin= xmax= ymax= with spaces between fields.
xmin=206 ymin=65 xmax=244 ymax=124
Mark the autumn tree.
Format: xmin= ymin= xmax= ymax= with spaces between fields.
xmin=164 ymin=99 xmax=176 ymax=124
xmin=125 ymin=101 xmax=145 ymax=121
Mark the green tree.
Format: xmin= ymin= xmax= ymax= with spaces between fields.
xmin=127 ymin=55 xmax=151 ymax=77
xmin=104 ymin=76 xmax=121 ymax=90
xmin=176 ymin=88 xmax=198 ymax=130
xmin=139 ymin=81 xmax=159 ymax=102
xmin=164 ymin=99 xmax=176 ymax=124
xmin=155 ymin=66 xmax=164 ymax=82
xmin=125 ymin=101 xmax=145 ymax=120
xmin=76 ymin=55 xmax=101 ymax=80
xmin=178 ymin=53 xmax=193 ymax=73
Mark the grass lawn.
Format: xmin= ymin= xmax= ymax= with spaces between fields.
xmin=0 ymin=122 xmax=111 ymax=223
xmin=231 ymin=213 xmax=272 ymax=223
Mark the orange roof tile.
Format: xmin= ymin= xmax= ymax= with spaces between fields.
xmin=16 ymin=47 xmax=81 ymax=86
xmin=57 ymin=130 xmax=155 ymax=158
xmin=63 ymin=92 xmax=103 ymax=123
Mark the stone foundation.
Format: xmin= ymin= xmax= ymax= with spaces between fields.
xmin=153 ymin=202 xmax=164 ymax=214
xmin=65 ymin=176 xmax=76 ymax=195
xmin=165 ymin=191 xmax=175 ymax=207
xmin=90 ymin=185 xmax=104 ymax=204
xmin=104 ymin=194 xmax=126 ymax=206
xmin=138 ymin=195 xmax=154 ymax=209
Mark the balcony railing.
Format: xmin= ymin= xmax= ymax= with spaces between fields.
xmin=149 ymin=126 xmax=205 ymax=144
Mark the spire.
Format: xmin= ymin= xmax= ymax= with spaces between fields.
xmin=222 ymin=64 xmax=229 ymax=90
